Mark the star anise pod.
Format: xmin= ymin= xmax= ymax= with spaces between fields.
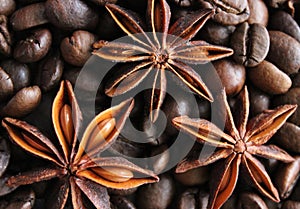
xmin=172 ymin=86 xmax=297 ymax=209
xmin=2 ymin=80 xmax=158 ymax=209
xmin=93 ymin=0 xmax=233 ymax=121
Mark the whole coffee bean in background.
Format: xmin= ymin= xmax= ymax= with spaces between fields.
xmin=197 ymin=21 xmax=235 ymax=46
xmin=150 ymin=145 xmax=170 ymax=174
xmin=230 ymin=22 xmax=270 ymax=67
xmin=60 ymin=30 xmax=97 ymax=67
xmin=282 ymin=200 xmax=300 ymax=209
xmin=0 ymin=0 xmax=15 ymax=16
xmin=13 ymin=29 xmax=52 ymax=63
xmin=236 ymin=192 xmax=268 ymax=209
xmin=110 ymin=196 xmax=136 ymax=209
xmin=247 ymin=0 xmax=268 ymax=26
xmin=248 ymin=60 xmax=292 ymax=94
xmin=267 ymin=31 xmax=300 ymax=75
xmin=213 ymin=58 xmax=246 ymax=96
xmin=0 ymin=59 xmax=30 ymax=92
xmin=248 ymin=85 xmax=270 ymax=116
xmin=177 ymin=188 xmax=198 ymax=209
xmin=0 ymin=136 xmax=9 ymax=177
xmin=10 ymin=3 xmax=48 ymax=31
xmin=0 ymin=15 xmax=12 ymax=57
xmin=45 ymin=0 xmax=99 ymax=30
xmin=0 ymin=68 xmax=13 ymax=101
xmin=292 ymin=72 xmax=300 ymax=88
xmin=267 ymin=0 xmax=297 ymax=16
xmin=0 ymin=176 xmax=17 ymax=196
xmin=272 ymin=88 xmax=300 ymax=126
xmin=108 ymin=187 xmax=137 ymax=196
xmin=0 ymin=86 xmax=42 ymax=118
xmin=174 ymin=166 xmax=209 ymax=186
xmin=136 ymin=174 xmax=175 ymax=209
xmin=0 ymin=189 xmax=35 ymax=209
xmin=196 ymin=98 xmax=211 ymax=119
xmin=273 ymin=122 xmax=300 ymax=153
xmin=274 ymin=156 xmax=300 ymax=199
xmin=198 ymin=0 xmax=250 ymax=25
xmin=268 ymin=11 xmax=300 ymax=43
xmin=35 ymin=51 xmax=63 ymax=92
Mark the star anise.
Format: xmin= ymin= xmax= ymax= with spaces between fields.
xmin=2 ymin=80 xmax=158 ymax=209
xmin=93 ymin=0 xmax=233 ymax=121
xmin=172 ymin=86 xmax=297 ymax=209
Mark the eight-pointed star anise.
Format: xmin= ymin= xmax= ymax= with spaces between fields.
xmin=93 ymin=0 xmax=233 ymax=121
xmin=172 ymin=86 xmax=297 ymax=209
xmin=1 ymin=80 xmax=158 ymax=209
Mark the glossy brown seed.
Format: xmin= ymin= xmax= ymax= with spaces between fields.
xmin=45 ymin=0 xmax=99 ymax=30
xmin=150 ymin=145 xmax=170 ymax=174
xmin=213 ymin=58 xmax=246 ymax=96
xmin=248 ymin=60 xmax=292 ymax=94
xmin=0 ymin=68 xmax=13 ymax=101
xmin=237 ymin=192 xmax=268 ymax=209
xmin=282 ymin=200 xmax=300 ymax=209
xmin=175 ymin=166 xmax=210 ymax=186
xmin=267 ymin=31 xmax=300 ymax=75
xmin=92 ymin=167 xmax=134 ymax=183
xmin=10 ymin=3 xmax=48 ymax=31
xmin=60 ymin=104 xmax=74 ymax=145
xmin=0 ymin=0 xmax=15 ymax=16
xmin=274 ymin=156 xmax=300 ymax=199
xmin=0 ymin=15 xmax=12 ymax=57
xmin=13 ymin=29 xmax=52 ymax=63
xmin=247 ymin=0 xmax=268 ymax=26
xmin=60 ymin=30 xmax=97 ymax=67
xmin=248 ymin=85 xmax=270 ymax=116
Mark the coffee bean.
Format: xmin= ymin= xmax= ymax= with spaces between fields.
xmin=247 ymin=0 xmax=268 ymax=26
xmin=0 ymin=86 xmax=42 ymax=118
xmin=237 ymin=192 xmax=268 ymax=209
xmin=292 ymin=72 xmax=300 ymax=88
xmin=175 ymin=166 xmax=209 ymax=186
xmin=282 ymin=200 xmax=300 ymax=209
xmin=268 ymin=11 xmax=300 ymax=43
xmin=248 ymin=85 xmax=270 ymax=116
xmin=170 ymin=0 xmax=194 ymax=7
xmin=198 ymin=0 xmax=250 ymax=25
xmin=0 ymin=0 xmax=15 ymax=16
xmin=0 ymin=189 xmax=35 ymax=209
xmin=110 ymin=196 xmax=136 ymax=209
xmin=290 ymin=180 xmax=300 ymax=201
xmin=248 ymin=60 xmax=292 ymax=94
xmin=0 ymin=67 xmax=13 ymax=101
xmin=274 ymin=156 xmax=300 ymax=199
xmin=150 ymin=145 xmax=170 ymax=174
xmin=60 ymin=30 xmax=97 ymax=67
xmin=231 ymin=22 xmax=270 ymax=67
xmin=272 ymin=88 xmax=300 ymax=126
xmin=0 ymin=136 xmax=9 ymax=177
xmin=136 ymin=174 xmax=175 ymax=209
xmin=267 ymin=31 xmax=300 ymax=75
xmin=177 ymin=188 xmax=199 ymax=209
xmin=107 ymin=187 xmax=137 ymax=196
xmin=0 ymin=15 xmax=12 ymax=57
xmin=0 ymin=176 xmax=17 ymax=196
xmin=0 ymin=59 xmax=30 ymax=92
xmin=273 ymin=122 xmax=300 ymax=153
xmin=213 ymin=58 xmax=246 ymax=96
xmin=10 ymin=3 xmax=49 ymax=31
xmin=45 ymin=0 xmax=99 ymax=30
xmin=35 ymin=51 xmax=64 ymax=92
xmin=13 ymin=29 xmax=52 ymax=63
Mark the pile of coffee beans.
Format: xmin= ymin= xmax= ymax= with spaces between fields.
xmin=0 ymin=0 xmax=300 ymax=208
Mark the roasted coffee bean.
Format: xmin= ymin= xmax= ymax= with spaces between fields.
xmin=0 ymin=189 xmax=35 ymax=209
xmin=60 ymin=30 xmax=97 ymax=67
xmin=136 ymin=174 xmax=175 ymax=209
xmin=45 ymin=0 xmax=99 ymax=30
xmin=0 ymin=67 xmax=13 ymax=101
xmin=248 ymin=85 xmax=270 ymax=116
xmin=274 ymin=156 xmax=300 ymax=199
xmin=150 ymin=145 xmax=170 ymax=174
xmin=0 ymin=59 xmax=30 ymax=92
xmin=0 ymin=176 xmax=17 ymax=196
xmin=231 ymin=22 xmax=269 ymax=67
xmin=175 ymin=166 xmax=209 ymax=186
xmin=282 ymin=200 xmax=300 ymax=209
xmin=292 ymin=72 xmax=300 ymax=88
xmin=10 ymin=3 xmax=48 ymax=31
xmin=213 ymin=58 xmax=246 ymax=96
xmin=273 ymin=122 xmax=300 ymax=153
xmin=248 ymin=60 xmax=292 ymax=94
xmin=247 ymin=0 xmax=268 ymax=26
xmin=171 ymin=0 xmax=194 ymax=7
xmin=13 ymin=29 xmax=52 ymax=63
xmin=0 ymin=86 xmax=42 ymax=118
xmin=108 ymin=187 xmax=137 ymax=196
xmin=0 ymin=15 xmax=12 ymax=57
xmin=0 ymin=0 xmax=15 ymax=16
xmin=221 ymin=195 xmax=237 ymax=209
xmin=177 ymin=188 xmax=199 ymax=209
xmin=35 ymin=51 xmax=63 ymax=92
xmin=198 ymin=0 xmax=250 ymax=25
xmin=110 ymin=196 xmax=136 ymax=209
xmin=272 ymin=88 xmax=300 ymax=126
xmin=0 ymin=136 xmax=9 ymax=177
xmin=237 ymin=192 xmax=268 ymax=209
xmin=197 ymin=21 xmax=235 ymax=46
xmin=267 ymin=31 xmax=300 ymax=75
xmin=268 ymin=11 xmax=300 ymax=43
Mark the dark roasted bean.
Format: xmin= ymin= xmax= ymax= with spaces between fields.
xmin=247 ymin=0 xmax=268 ymax=26
xmin=237 ymin=192 xmax=268 ymax=209
xmin=0 ymin=15 xmax=12 ymax=57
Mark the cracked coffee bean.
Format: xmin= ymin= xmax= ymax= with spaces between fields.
xmin=231 ymin=22 xmax=270 ymax=67
xmin=13 ymin=28 xmax=52 ymax=63
xmin=0 ymin=15 xmax=12 ymax=57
